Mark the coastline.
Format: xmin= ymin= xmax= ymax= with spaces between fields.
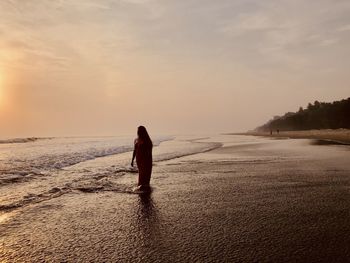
xmin=229 ymin=129 xmax=350 ymax=144
xmin=1 ymin=135 xmax=350 ymax=262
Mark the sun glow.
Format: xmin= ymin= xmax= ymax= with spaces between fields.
xmin=0 ymin=70 xmax=9 ymax=110
xmin=0 ymin=73 xmax=3 ymax=105
xmin=0 ymin=72 xmax=4 ymax=108
xmin=0 ymin=69 xmax=8 ymax=108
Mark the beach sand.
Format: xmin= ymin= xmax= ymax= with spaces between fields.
xmin=236 ymin=129 xmax=350 ymax=144
xmin=1 ymin=135 xmax=350 ymax=262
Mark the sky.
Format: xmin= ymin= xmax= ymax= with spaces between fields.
xmin=0 ymin=0 xmax=349 ymax=137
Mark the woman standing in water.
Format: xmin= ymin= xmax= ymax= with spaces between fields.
xmin=131 ymin=126 xmax=153 ymax=189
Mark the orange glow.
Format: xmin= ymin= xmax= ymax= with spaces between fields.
xmin=0 ymin=68 xmax=10 ymax=110
xmin=0 ymin=72 xmax=3 ymax=106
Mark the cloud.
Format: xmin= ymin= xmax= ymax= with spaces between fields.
xmin=214 ymin=0 xmax=350 ymax=70
xmin=220 ymin=12 xmax=285 ymax=36
xmin=120 ymin=0 xmax=151 ymax=4
xmin=0 ymin=0 xmax=350 ymax=136
xmin=319 ymin=38 xmax=339 ymax=46
xmin=337 ymin=24 xmax=350 ymax=32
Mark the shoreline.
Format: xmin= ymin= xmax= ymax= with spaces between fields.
xmin=228 ymin=129 xmax=350 ymax=145
xmin=1 ymin=135 xmax=350 ymax=261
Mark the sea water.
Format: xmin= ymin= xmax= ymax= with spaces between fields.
xmin=0 ymin=135 xmax=221 ymax=213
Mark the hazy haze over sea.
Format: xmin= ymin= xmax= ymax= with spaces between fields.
xmin=1 ymin=0 xmax=350 ymax=137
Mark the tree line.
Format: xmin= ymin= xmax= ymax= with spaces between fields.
xmin=256 ymin=97 xmax=350 ymax=132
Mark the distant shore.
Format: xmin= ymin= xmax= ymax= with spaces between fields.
xmin=230 ymin=129 xmax=350 ymax=144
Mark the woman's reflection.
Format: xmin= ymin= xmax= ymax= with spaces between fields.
xmin=135 ymin=192 xmax=162 ymax=253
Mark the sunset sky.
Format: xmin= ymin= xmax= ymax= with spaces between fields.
xmin=0 ymin=0 xmax=349 ymax=137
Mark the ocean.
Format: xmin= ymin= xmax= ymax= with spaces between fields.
xmin=0 ymin=135 xmax=221 ymax=213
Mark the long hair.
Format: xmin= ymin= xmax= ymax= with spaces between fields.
xmin=137 ymin=126 xmax=153 ymax=146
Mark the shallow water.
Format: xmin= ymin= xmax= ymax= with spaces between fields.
xmin=1 ymin=135 xmax=350 ymax=262
xmin=0 ymin=135 xmax=221 ymax=213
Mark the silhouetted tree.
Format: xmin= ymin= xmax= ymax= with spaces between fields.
xmin=256 ymin=97 xmax=350 ymax=131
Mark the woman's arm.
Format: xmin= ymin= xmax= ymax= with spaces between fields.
xmin=131 ymin=140 xmax=137 ymax=166
xmin=131 ymin=148 xmax=136 ymax=167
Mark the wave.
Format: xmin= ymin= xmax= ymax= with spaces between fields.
xmin=0 ymin=136 xmax=221 ymax=212
xmin=35 ymin=137 xmax=170 ymax=170
xmin=0 ymin=184 xmax=141 ymax=212
xmin=0 ymin=145 xmax=135 ymax=186
xmin=0 ymin=173 xmax=138 ymax=212
xmin=0 ymin=171 xmax=44 ymax=186
xmin=0 ymin=186 xmax=69 ymax=212
xmin=0 ymin=137 xmax=53 ymax=144
xmin=154 ymin=142 xmax=222 ymax=162
xmin=0 ymin=137 xmax=171 ymax=186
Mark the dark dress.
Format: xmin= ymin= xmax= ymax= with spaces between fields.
xmin=135 ymin=139 xmax=153 ymax=186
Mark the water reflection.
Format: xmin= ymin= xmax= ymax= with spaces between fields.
xmin=136 ymin=192 xmax=159 ymax=227
xmin=310 ymin=139 xmax=349 ymax=146
xmin=134 ymin=192 xmax=162 ymax=254
xmin=138 ymin=193 xmax=154 ymax=217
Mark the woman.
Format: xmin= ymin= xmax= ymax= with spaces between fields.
xmin=131 ymin=126 xmax=153 ymax=188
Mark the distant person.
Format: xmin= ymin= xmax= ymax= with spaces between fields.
xmin=131 ymin=126 xmax=153 ymax=190
xmin=277 ymin=129 xmax=280 ymax=134
xmin=270 ymin=130 xmax=273 ymax=135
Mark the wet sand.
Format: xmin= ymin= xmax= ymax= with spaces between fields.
xmin=235 ymin=129 xmax=350 ymax=144
xmin=1 ymin=136 xmax=350 ymax=262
